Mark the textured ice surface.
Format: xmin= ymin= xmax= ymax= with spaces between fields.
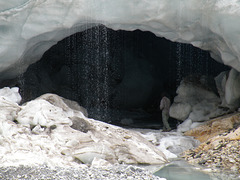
xmin=169 ymin=76 xmax=228 ymax=122
xmin=134 ymin=129 xmax=200 ymax=160
xmin=0 ymin=0 xmax=240 ymax=79
xmin=0 ymin=91 xmax=168 ymax=167
xmin=0 ymin=87 xmax=21 ymax=104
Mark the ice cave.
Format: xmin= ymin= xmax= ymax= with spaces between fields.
xmin=0 ymin=0 xmax=240 ymax=179
xmin=13 ymin=26 xmax=229 ymax=128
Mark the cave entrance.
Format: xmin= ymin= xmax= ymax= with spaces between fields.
xmin=18 ymin=25 xmax=229 ymax=128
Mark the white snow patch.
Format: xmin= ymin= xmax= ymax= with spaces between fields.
xmin=0 ymin=87 xmax=21 ymax=104
xmin=133 ymin=129 xmax=200 ymax=160
xmin=0 ymin=91 xmax=168 ymax=167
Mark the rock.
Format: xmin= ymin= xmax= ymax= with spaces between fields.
xmin=184 ymin=113 xmax=240 ymax=142
xmin=183 ymin=114 xmax=240 ymax=175
xmin=70 ymin=117 xmax=91 ymax=133
xmin=183 ymin=127 xmax=240 ymax=174
xmin=226 ymin=126 xmax=240 ymax=140
xmin=0 ymin=164 xmax=164 ymax=180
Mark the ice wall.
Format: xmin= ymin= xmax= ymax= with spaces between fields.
xmin=0 ymin=0 xmax=240 ymax=80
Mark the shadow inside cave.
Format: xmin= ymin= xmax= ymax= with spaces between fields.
xmin=2 ymin=25 xmax=229 ymax=129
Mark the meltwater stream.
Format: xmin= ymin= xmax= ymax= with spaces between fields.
xmin=153 ymin=159 xmax=240 ymax=180
xmin=154 ymin=160 xmax=212 ymax=180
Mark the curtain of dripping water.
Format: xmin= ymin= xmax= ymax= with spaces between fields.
xmin=176 ymin=42 xmax=183 ymax=84
xmin=168 ymin=41 xmax=174 ymax=89
xmin=176 ymin=0 xmax=183 ymax=85
xmin=196 ymin=49 xmax=204 ymax=75
xmin=186 ymin=44 xmax=193 ymax=74
xmin=101 ymin=26 xmax=110 ymax=121
xmin=94 ymin=26 xmax=101 ymax=120
xmin=82 ymin=27 xmax=92 ymax=113
xmin=63 ymin=30 xmax=74 ymax=102
xmin=81 ymin=26 xmax=110 ymax=122
xmin=82 ymin=27 xmax=96 ymax=117
xmin=70 ymin=29 xmax=79 ymax=101
xmin=108 ymin=30 xmax=123 ymax=112
xmin=205 ymin=53 xmax=209 ymax=75
xmin=17 ymin=60 xmax=25 ymax=99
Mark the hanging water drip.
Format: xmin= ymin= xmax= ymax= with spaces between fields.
xmin=15 ymin=26 xmax=229 ymax=125
xmin=176 ymin=42 xmax=183 ymax=85
xmin=186 ymin=44 xmax=193 ymax=74
xmin=17 ymin=61 xmax=25 ymax=99
xmin=80 ymin=25 xmax=110 ymax=122
xmin=174 ymin=42 xmax=216 ymax=86
xmin=101 ymin=26 xmax=111 ymax=121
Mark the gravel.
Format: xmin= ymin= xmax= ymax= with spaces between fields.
xmin=0 ymin=164 xmax=164 ymax=180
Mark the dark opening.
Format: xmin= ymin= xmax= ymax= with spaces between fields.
xmin=15 ymin=25 xmax=229 ymax=128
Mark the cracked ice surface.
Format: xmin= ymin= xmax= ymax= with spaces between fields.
xmin=0 ymin=0 xmax=240 ymax=80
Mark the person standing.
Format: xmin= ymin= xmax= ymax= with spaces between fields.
xmin=160 ymin=95 xmax=171 ymax=131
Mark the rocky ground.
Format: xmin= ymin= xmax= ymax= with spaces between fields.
xmin=0 ymin=164 xmax=165 ymax=180
xmin=183 ymin=113 xmax=240 ymax=178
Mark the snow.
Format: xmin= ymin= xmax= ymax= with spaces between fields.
xmin=134 ymin=129 xmax=200 ymax=160
xmin=169 ymin=75 xmax=228 ymax=122
xmin=177 ymin=118 xmax=204 ymax=133
xmin=0 ymin=1 xmax=240 ymax=80
xmin=0 ymin=87 xmax=202 ymax=168
xmin=0 ymin=90 xmax=169 ymax=167
xmin=0 ymin=87 xmax=21 ymax=104
xmin=225 ymin=69 xmax=240 ymax=109
xmin=17 ymin=99 xmax=73 ymax=126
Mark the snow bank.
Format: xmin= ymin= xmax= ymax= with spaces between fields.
xmin=0 ymin=90 xmax=167 ymax=167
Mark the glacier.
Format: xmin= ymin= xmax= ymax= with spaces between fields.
xmin=0 ymin=0 xmax=240 ymax=80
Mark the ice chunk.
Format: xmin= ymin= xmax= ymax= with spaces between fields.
xmin=0 ymin=87 xmax=21 ymax=104
xmin=170 ymin=75 xmax=227 ymax=122
xmin=135 ymin=129 xmax=200 ymax=160
xmin=225 ymin=69 xmax=240 ymax=109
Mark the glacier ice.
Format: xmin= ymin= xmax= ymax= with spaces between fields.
xmin=0 ymin=91 xmax=168 ymax=167
xmin=0 ymin=87 xmax=21 ymax=104
xmin=0 ymin=0 xmax=240 ymax=80
xmin=225 ymin=69 xmax=240 ymax=109
xmin=135 ymin=129 xmax=200 ymax=160
xmin=169 ymin=75 xmax=227 ymax=122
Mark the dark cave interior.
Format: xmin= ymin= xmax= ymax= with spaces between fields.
xmin=14 ymin=25 xmax=229 ymax=129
